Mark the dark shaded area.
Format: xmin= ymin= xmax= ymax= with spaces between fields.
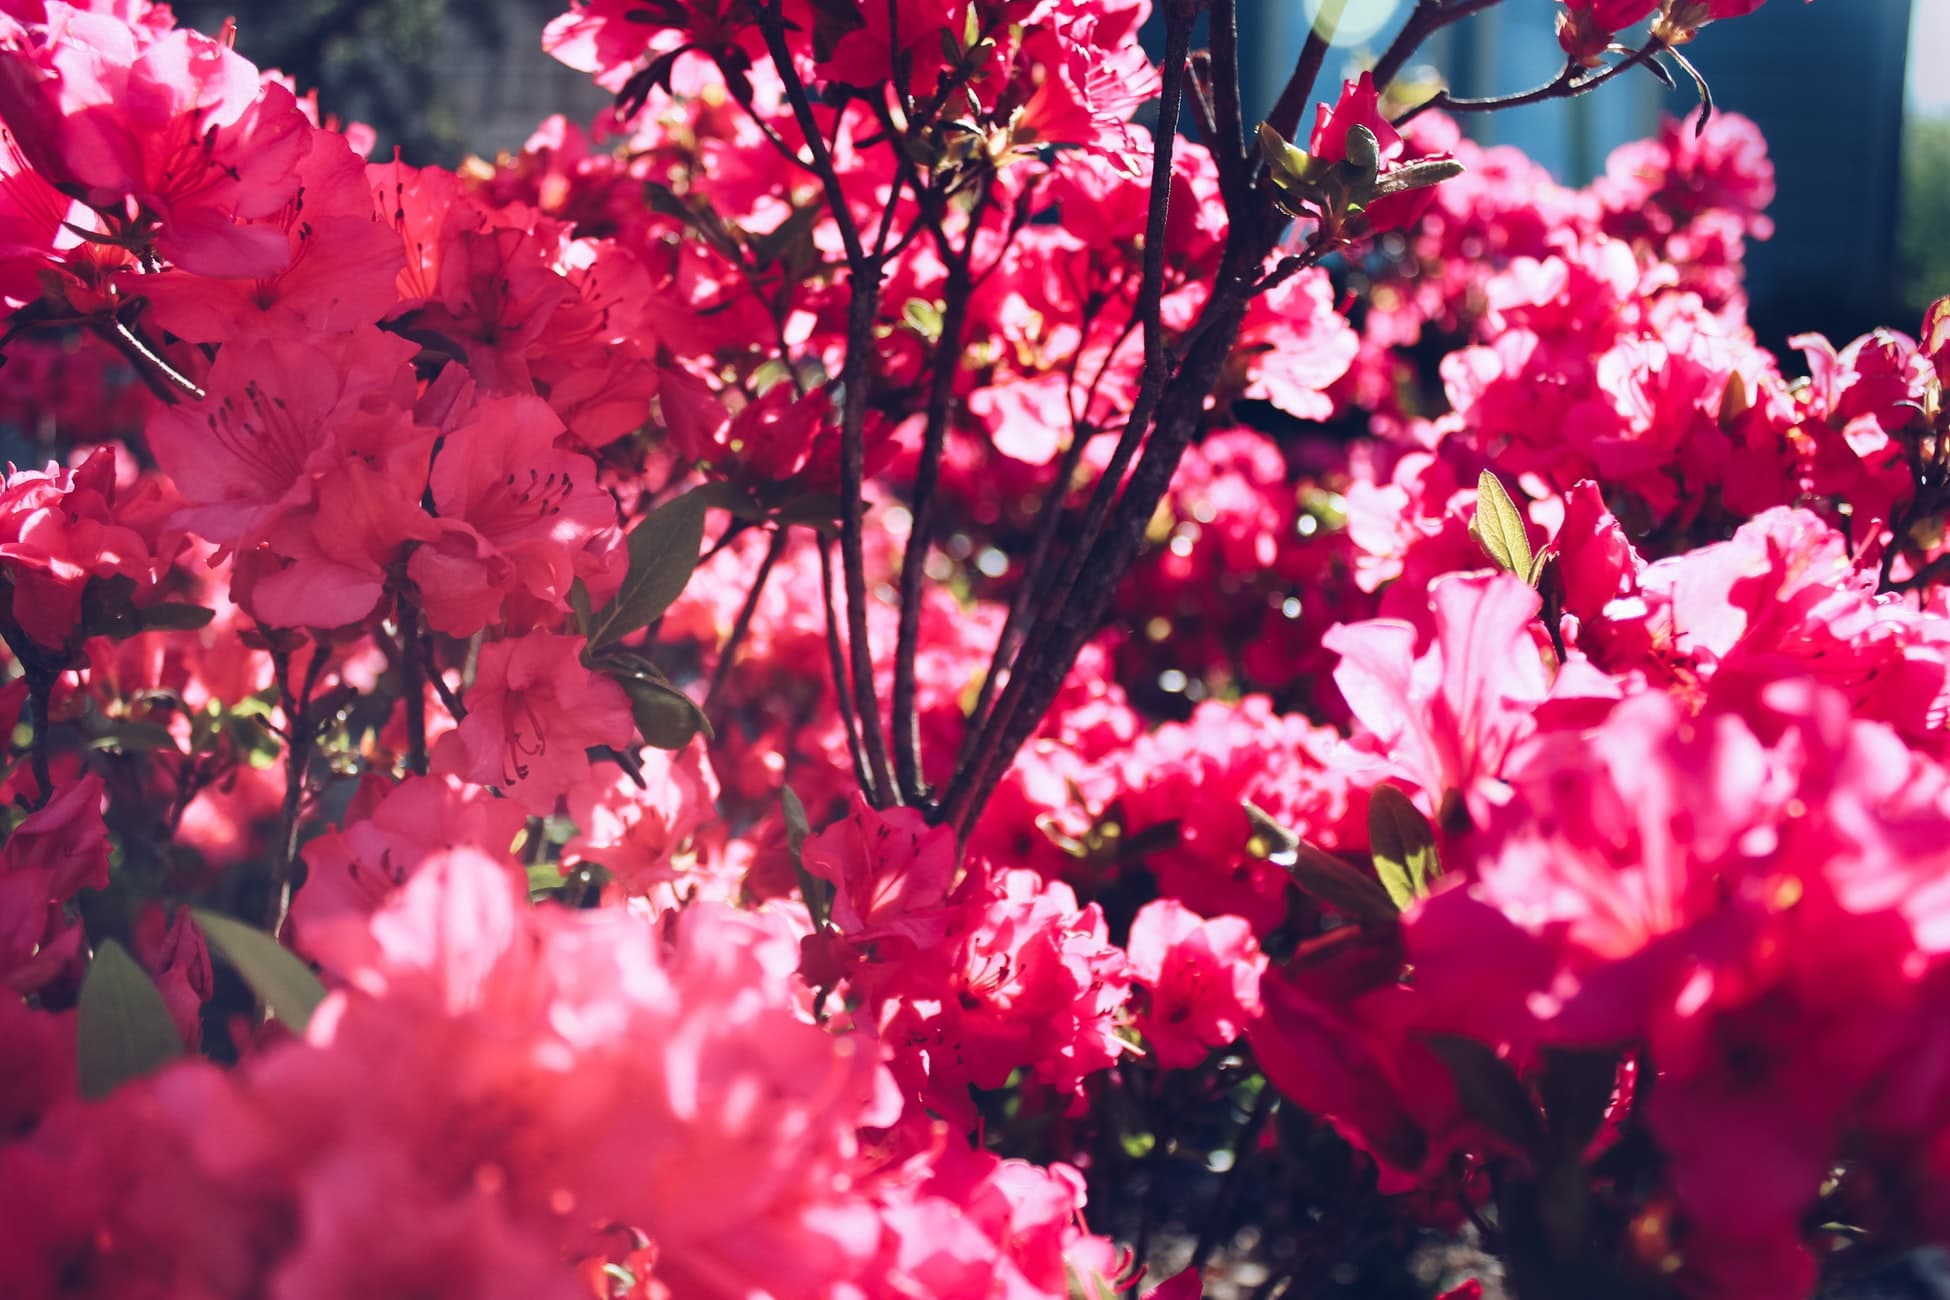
xmin=181 ymin=0 xmax=607 ymax=163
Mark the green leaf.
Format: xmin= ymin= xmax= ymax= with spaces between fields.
xmin=79 ymin=574 xmax=143 ymax=641
xmin=526 ymin=861 xmax=568 ymax=899
xmin=192 ymin=909 xmax=325 ymax=1034
xmin=1471 ymin=470 xmax=1535 ymax=582
xmin=567 ymin=578 xmax=593 ymax=638
xmin=587 ymin=489 xmax=710 ymax=652
xmin=619 ymin=673 xmax=712 ymax=750
xmin=1367 ymin=784 xmax=1441 ymax=911
xmin=1424 ymin=1032 xmax=1548 ymax=1159
xmin=77 ymin=938 xmax=184 ymax=1099
xmin=782 ymin=784 xmax=830 ymax=930
xmin=1257 ymin=121 xmax=1321 ymax=218
xmin=1244 ymin=801 xmax=1398 ymax=927
xmin=139 ymin=602 xmax=217 ymax=632
xmin=782 ymin=784 xmax=812 ymax=859
xmin=88 ymin=720 xmax=182 ymax=754
xmin=1342 ymin=123 xmax=1381 ymax=184
xmin=1367 ymin=156 xmax=1467 ymax=199
xmin=901 ymin=298 xmax=944 ymax=340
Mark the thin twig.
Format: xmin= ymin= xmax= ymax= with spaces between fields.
xmin=820 ymin=537 xmax=874 ymax=795
xmin=1264 ymin=0 xmax=1349 ymax=144
xmin=1394 ymin=37 xmax=1667 ymax=127
xmin=758 ymin=2 xmax=898 ymax=805
xmin=704 ymin=527 xmax=785 ymax=713
xmin=893 ymin=173 xmax=989 ymax=802
xmin=265 ymin=640 xmax=327 ymax=941
xmin=398 ymin=602 xmax=428 ymax=776
xmin=936 ymin=9 xmax=1196 ymax=825
xmin=1370 ymin=0 xmax=1507 ymax=95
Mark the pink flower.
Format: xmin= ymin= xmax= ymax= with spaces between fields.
xmin=145 ymin=326 xmax=437 ymax=626
xmin=1309 ymin=72 xmax=1450 ymax=231
xmin=1557 ymin=0 xmax=1660 ymax=64
xmin=137 ymin=126 xmax=407 ymax=342
xmin=801 ymin=793 xmax=960 ymax=953
xmin=0 ymin=448 xmax=166 ymax=648
xmin=1325 ymin=571 xmax=1552 ymax=825
xmin=1126 ymin=899 xmax=1264 ymax=1069
xmin=430 ymin=631 xmax=635 ymax=811
xmin=562 ymin=741 xmax=720 ymax=900
xmin=0 ymin=12 xmax=311 ymax=275
xmin=0 ymin=773 xmax=108 ymax=994
xmin=407 ymin=393 xmax=618 ymax=636
xmin=289 ymin=773 xmax=527 ymax=964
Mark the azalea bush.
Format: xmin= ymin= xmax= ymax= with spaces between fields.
xmin=0 ymin=0 xmax=1945 ymax=1296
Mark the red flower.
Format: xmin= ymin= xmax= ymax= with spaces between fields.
xmin=1126 ymin=899 xmax=1264 ymax=1070
xmin=1309 ymin=72 xmax=1449 ymax=231
xmin=0 ymin=449 xmax=166 ymax=648
xmin=800 ymin=793 xmax=960 ymax=953
xmin=0 ymin=12 xmax=311 ymax=275
xmin=430 ymin=631 xmax=635 ymax=811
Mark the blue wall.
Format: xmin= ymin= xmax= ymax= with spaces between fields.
xmin=1214 ymin=0 xmax=1917 ymax=345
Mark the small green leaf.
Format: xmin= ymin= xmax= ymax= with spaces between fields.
xmin=1367 ymin=784 xmax=1441 ymax=910
xmin=88 ymin=720 xmax=182 ymax=754
xmin=1245 ymin=801 xmax=1399 ymax=927
xmin=587 ymin=489 xmax=710 ymax=652
xmin=567 ymin=578 xmax=593 ymax=638
xmin=526 ymin=861 xmax=568 ymax=898
xmin=1367 ymin=156 xmax=1467 ymax=198
xmin=1471 ymin=470 xmax=1535 ymax=582
xmin=77 ymin=939 xmax=184 ymax=1099
xmin=782 ymin=784 xmax=812 ymax=859
xmin=1424 ymin=1033 xmax=1548 ymax=1159
xmin=901 ymin=298 xmax=944 ymax=340
xmin=192 ymin=909 xmax=325 ymax=1034
xmin=1257 ymin=120 xmax=1325 ymax=218
xmin=782 ymin=784 xmax=830 ymax=930
xmin=619 ymin=673 xmax=712 ymax=750
xmin=1256 ymin=121 xmax=1311 ymax=187
xmin=139 ymin=602 xmax=217 ymax=632
xmin=1342 ymin=123 xmax=1381 ymax=180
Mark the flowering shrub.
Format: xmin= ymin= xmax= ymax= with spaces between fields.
xmin=0 ymin=0 xmax=1941 ymax=1296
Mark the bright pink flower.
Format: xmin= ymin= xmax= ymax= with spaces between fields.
xmin=137 ymin=125 xmax=407 ymax=342
xmin=0 ymin=448 xmax=166 ymax=648
xmin=944 ymin=869 xmax=1132 ymax=1096
xmin=289 ymin=773 xmax=527 ymax=964
xmin=1326 ymin=571 xmax=1552 ymax=825
xmin=1550 ymin=479 xmax=1642 ymax=622
xmin=800 ymin=793 xmax=960 ymax=953
xmin=408 ymin=393 xmax=618 ymax=636
xmin=1557 ymin=0 xmax=1660 ymax=63
xmin=1234 ymin=269 xmax=1361 ymax=421
xmin=145 ymin=325 xmax=437 ymax=626
xmin=562 ymin=741 xmax=720 ymax=900
xmin=1125 ymin=899 xmax=1264 ymax=1069
xmin=0 ymin=13 xmax=311 ymax=275
xmin=430 ymin=630 xmax=635 ymax=810
xmin=1309 ymin=72 xmax=1451 ymax=231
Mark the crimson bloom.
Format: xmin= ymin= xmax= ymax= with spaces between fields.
xmin=430 ymin=630 xmax=635 ymax=811
xmin=0 ymin=12 xmax=311 ymax=275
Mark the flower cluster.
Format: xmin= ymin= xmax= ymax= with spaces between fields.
xmin=2 ymin=0 xmax=1933 ymax=1298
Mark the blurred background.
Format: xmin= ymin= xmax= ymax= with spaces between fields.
xmin=181 ymin=0 xmax=1943 ymax=349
